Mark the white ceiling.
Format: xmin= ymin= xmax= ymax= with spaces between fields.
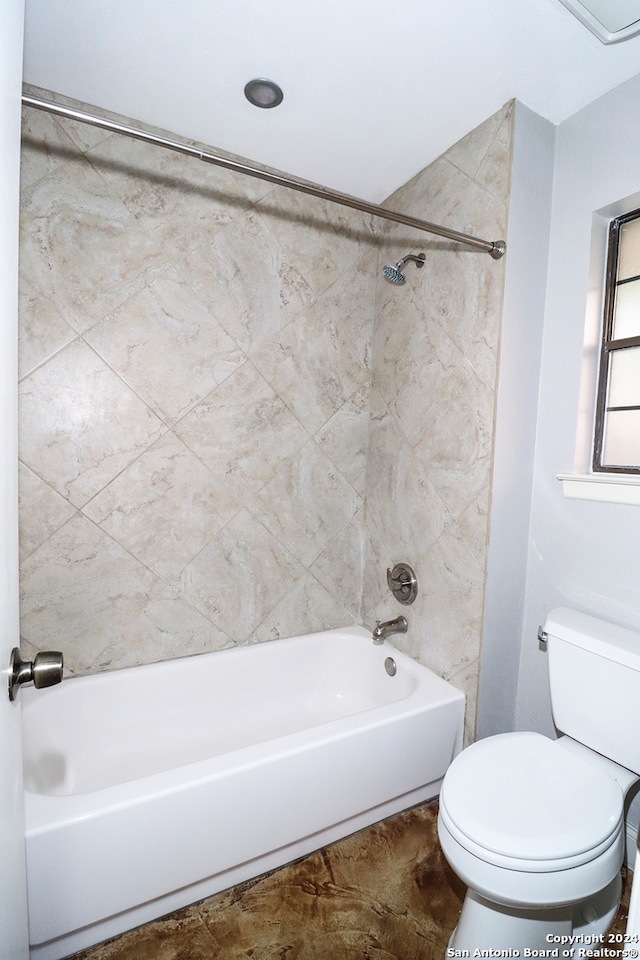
xmin=21 ymin=0 xmax=640 ymax=203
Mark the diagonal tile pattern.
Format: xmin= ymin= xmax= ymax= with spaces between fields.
xmin=361 ymin=106 xmax=512 ymax=742
xmin=84 ymin=268 xmax=246 ymax=425
xmin=83 ymin=432 xmax=238 ymax=582
xmin=18 ymin=90 xmax=374 ymax=676
xmin=18 ymin=87 xmax=512 ymax=745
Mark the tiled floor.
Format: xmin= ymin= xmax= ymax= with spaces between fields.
xmin=69 ymin=801 xmax=631 ymax=960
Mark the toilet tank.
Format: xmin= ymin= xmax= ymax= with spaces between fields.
xmin=546 ymin=607 xmax=640 ymax=775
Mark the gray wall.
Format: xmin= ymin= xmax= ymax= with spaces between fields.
xmin=477 ymin=102 xmax=555 ymax=738
xmin=516 ymin=72 xmax=640 ymax=740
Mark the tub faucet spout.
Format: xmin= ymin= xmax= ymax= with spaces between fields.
xmin=372 ymin=616 xmax=408 ymax=644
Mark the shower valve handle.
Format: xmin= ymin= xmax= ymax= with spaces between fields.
xmin=386 ymin=563 xmax=418 ymax=605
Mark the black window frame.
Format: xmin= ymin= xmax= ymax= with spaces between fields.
xmin=593 ymin=207 xmax=640 ymax=475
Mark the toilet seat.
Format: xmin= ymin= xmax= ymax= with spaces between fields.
xmin=439 ymin=732 xmax=623 ymax=872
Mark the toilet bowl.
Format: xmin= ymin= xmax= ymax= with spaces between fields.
xmin=438 ymin=608 xmax=640 ymax=950
xmin=438 ymin=732 xmax=629 ymax=949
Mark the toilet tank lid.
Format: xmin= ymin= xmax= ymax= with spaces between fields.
xmin=544 ymin=607 xmax=640 ymax=672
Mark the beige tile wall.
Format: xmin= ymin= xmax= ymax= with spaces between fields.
xmin=18 ymin=91 xmax=375 ymax=675
xmin=18 ymin=89 xmax=512 ymax=739
xmin=364 ymin=104 xmax=512 ymax=740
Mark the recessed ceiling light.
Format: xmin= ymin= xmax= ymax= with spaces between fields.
xmin=244 ymin=79 xmax=284 ymax=109
xmin=557 ymin=0 xmax=640 ymax=43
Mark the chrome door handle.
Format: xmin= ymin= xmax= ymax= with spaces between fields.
xmin=8 ymin=647 xmax=63 ymax=701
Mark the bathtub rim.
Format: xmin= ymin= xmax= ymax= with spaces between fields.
xmin=23 ymin=626 xmax=464 ymax=815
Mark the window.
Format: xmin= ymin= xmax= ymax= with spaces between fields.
xmin=593 ymin=208 xmax=640 ymax=474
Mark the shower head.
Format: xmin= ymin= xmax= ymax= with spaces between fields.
xmin=383 ymin=252 xmax=426 ymax=284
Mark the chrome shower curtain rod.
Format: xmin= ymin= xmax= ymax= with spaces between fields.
xmin=22 ymin=94 xmax=506 ymax=260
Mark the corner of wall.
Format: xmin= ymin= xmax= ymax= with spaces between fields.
xmin=477 ymin=101 xmax=556 ymax=739
xmin=363 ymin=101 xmax=517 ymax=745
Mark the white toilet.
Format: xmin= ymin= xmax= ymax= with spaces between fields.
xmin=438 ymin=607 xmax=640 ymax=950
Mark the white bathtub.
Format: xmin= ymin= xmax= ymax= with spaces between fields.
xmin=22 ymin=625 xmax=465 ymax=960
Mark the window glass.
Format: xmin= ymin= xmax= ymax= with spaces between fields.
xmin=606 ymin=346 xmax=640 ymax=408
xmin=602 ymin=410 xmax=640 ymax=467
xmin=593 ymin=208 xmax=640 ymax=474
xmin=617 ymin=217 xmax=640 ymax=281
xmin=613 ymin=279 xmax=640 ymax=340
